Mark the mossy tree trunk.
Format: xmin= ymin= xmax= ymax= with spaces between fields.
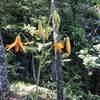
xmin=0 ymin=32 xmax=9 ymax=99
xmin=51 ymin=0 xmax=64 ymax=100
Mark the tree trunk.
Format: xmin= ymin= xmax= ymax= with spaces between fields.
xmin=0 ymin=33 xmax=9 ymax=99
xmin=51 ymin=0 xmax=64 ymax=100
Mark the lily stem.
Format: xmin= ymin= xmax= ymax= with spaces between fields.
xmin=35 ymin=39 xmax=45 ymax=100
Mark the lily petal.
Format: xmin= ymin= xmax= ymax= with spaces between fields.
xmin=6 ymin=42 xmax=16 ymax=51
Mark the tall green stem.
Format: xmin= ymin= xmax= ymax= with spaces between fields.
xmin=35 ymin=39 xmax=45 ymax=100
xmin=35 ymin=61 xmax=41 ymax=100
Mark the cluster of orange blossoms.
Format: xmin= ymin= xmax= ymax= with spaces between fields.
xmin=6 ymin=20 xmax=71 ymax=55
xmin=6 ymin=35 xmax=71 ymax=55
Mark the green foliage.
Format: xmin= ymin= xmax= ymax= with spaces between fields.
xmin=78 ymin=37 xmax=100 ymax=68
xmin=0 ymin=0 xmax=100 ymax=99
xmin=70 ymin=24 xmax=86 ymax=40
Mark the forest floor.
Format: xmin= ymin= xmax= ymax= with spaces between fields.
xmin=9 ymin=81 xmax=56 ymax=100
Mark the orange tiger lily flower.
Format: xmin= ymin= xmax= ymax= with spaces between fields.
xmin=54 ymin=41 xmax=64 ymax=50
xmin=6 ymin=35 xmax=25 ymax=52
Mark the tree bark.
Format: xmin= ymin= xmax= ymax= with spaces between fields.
xmin=0 ymin=32 xmax=9 ymax=99
xmin=51 ymin=0 xmax=64 ymax=100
